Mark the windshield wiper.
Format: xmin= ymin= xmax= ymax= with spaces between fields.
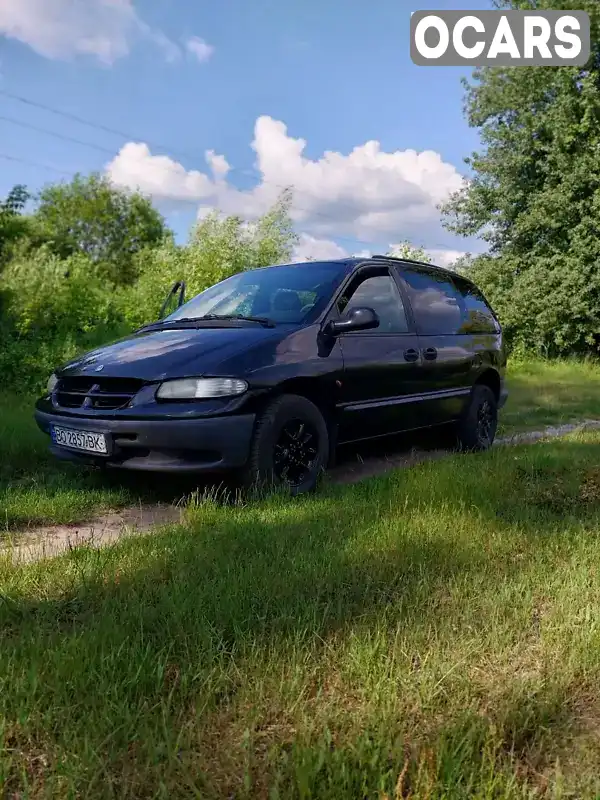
xmin=197 ymin=314 xmax=276 ymax=328
xmin=135 ymin=317 xmax=204 ymax=332
xmin=137 ymin=314 xmax=276 ymax=332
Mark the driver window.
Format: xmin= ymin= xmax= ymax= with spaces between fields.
xmin=337 ymin=273 xmax=409 ymax=333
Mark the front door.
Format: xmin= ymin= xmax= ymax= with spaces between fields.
xmin=331 ymin=266 xmax=424 ymax=443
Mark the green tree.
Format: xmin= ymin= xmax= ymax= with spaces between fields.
xmin=442 ymin=0 xmax=600 ymax=355
xmin=187 ymin=189 xmax=297 ymax=279
xmin=387 ymin=241 xmax=431 ymax=262
xmin=34 ymin=173 xmax=169 ymax=285
xmin=119 ymin=192 xmax=298 ymax=328
xmin=0 ymin=185 xmax=30 ymax=268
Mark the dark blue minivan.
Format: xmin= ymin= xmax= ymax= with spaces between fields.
xmin=35 ymin=256 xmax=507 ymax=493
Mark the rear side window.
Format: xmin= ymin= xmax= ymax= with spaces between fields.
xmin=453 ymin=277 xmax=499 ymax=334
xmin=400 ymin=268 xmax=464 ymax=335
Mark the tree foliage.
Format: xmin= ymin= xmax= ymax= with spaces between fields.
xmin=0 ymin=184 xmax=298 ymax=392
xmin=120 ymin=192 xmax=298 ymax=329
xmin=387 ymin=241 xmax=431 ymax=263
xmin=0 ymin=185 xmax=30 ymax=268
xmin=35 ymin=174 xmax=169 ymax=285
xmin=442 ymin=0 xmax=600 ymax=355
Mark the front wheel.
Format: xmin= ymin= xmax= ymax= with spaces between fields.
xmin=456 ymin=385 xmax=498 ymax=452
xmin=241 ymin=394 xmax=329 ymax=495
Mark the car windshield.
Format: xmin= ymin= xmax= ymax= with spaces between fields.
xmin=165 ymin=261 xmax=350 ymax=325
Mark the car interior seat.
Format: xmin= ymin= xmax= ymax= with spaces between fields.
xmin=272 ymin=289 xmax=303 ymax=322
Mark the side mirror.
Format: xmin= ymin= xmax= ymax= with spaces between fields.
xmin=325 ymin=306 xmax=380 ymax=336
xmin=159 ymin=280 xmax=186 ymax=319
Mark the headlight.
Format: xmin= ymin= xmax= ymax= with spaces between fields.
xmin=47 ymin=373 xmax=58 ymax=394
xmin=156 ymin=377 xmax=248 ymax=400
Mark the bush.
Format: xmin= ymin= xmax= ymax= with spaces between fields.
xmin=0 ymin=248 xmax=129 ymax=393
xmin=468 ymin=252 xmax=600 ymax=357
xmin=0 ymin=193 xmax=297 ymax=394
xmin=117 ymin=201 xmax=297 ymax=330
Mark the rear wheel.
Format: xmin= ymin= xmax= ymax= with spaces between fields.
xmin=456 ymin=384 xmax=498 ymax=452
xmin=241 ymin=394 xmax=329 ymax=495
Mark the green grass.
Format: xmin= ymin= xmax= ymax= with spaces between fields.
xmin=3 ymin=433 xmax=600 ymax=797
xmin=2 ymin=358 xmax=600 ymax=532
xmin=501 ymin=358 xmax=600 ymax=434
xmin=0 ymin=394 xmax=133 ymax=531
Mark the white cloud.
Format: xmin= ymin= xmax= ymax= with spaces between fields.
xmin=426 ymin=248 xmax=469 ymax=267
xmin=185 ymin=36 xmax=214 ymax=63
xmin=106 ymin=115 xmax=468 ymax=250
xmin=0 ymin=0 xmax=185 ymax=64
xmin=205 ymin=150 xmax=230 ymax=180
xmin=293 ymin=234 xmax=348 ymax=262
xmin=108 ymin=142 xmax=216 ymax=200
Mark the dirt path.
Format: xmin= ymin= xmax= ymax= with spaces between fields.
xmin=329 ymin=418 xmax=600 ymax=485
xmin=1 ymin=503 xmax=182 ymax=564
xmin=3 ymin=418 xmax=600 ymax=564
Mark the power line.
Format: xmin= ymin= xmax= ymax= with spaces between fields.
xmin=0 ymin=152 xmax=73 ymax=177
xmin=0 ymin=148 xmax=463 ymax=257
xmin=0 ymin=88 xmax=262 ymax=182
xmin=0 ymin=111 xmax=383 ymax=233
xmin=0 ymin=90 xmax=461 ymax=254
xmin=0 ymin=114 xmax=115 ymax=157
xmin=0 ymin=88 xmax=204 ymax=164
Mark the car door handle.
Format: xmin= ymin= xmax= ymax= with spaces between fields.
xmin=403 ymin=348 xmax=419 ymax=363
xmin=423 ymin=347 xmax=438 ymax=361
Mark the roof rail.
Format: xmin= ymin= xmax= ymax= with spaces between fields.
xmin=371 ymin=253 xmax=439 ymax=269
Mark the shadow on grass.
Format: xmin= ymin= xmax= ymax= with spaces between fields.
xmin=97 ymin=423 xmax=456 ymax=506
xmin=2 ymin=437 xmax=600 ymax=797
xmin=0 ymin=500 xmax=498 ymax=796
xmin=4 ymin=437 xmax=600 ymax=657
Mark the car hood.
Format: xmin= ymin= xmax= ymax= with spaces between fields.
xmin=58 ymin=325 xmax=285 ymax=381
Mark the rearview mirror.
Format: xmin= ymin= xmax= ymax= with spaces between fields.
xmin=325 ymin=306 xmax=380 ymax=336
xmin=159 ymin=280 xmax=186 ymax=319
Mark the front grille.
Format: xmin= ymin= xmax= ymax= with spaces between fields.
xmin=55 ymin=377 xmax=144 ymax=411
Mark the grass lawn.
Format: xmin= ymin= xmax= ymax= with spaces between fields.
xmin=2 ymin=358 xmax=600 ymax=532
xmin=500 ymin=358 xmax=600 ymax=434
xmin=3 ymin=431 xmax=600 ymax=797
xmin=1 ymin=394 xmax=134 ymax=531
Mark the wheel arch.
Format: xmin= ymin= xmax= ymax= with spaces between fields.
xmin=474 ymin=368 xmax=501 ymax=402
xmin=264 ymin=377 xmax=337 ymax=424
xmin=248 ymin=377 xmax=338 ymax=463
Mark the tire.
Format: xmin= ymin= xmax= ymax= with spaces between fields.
xmin=241 ymin=394 xmax=330 ymax=496
xmin=456 ymin=384 xmax=498 ymax=452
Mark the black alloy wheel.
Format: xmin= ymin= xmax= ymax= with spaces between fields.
xmin=242 ymin=393 xmax=330 ymax=495
xmin=476 ymin=398 xmax=495 ymax=448
xmin=456 ymin=384 xmax=498 ymax=452
xmin=273 ymin=418 xmax=319 ymax=487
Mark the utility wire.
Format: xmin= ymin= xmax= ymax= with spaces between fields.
xmin=0 ymin=148 xmax=385 ymax=252
xmin=0 ymin=90 xmax=460 ymax=254
xmin=0 ymin=88 xmax=262 ymax=178
xmin=0 ymin=114 xmax=116 ymax=156
xmin=0 ymin=88 xmax=201 ymax=163
xmin=0 ymin=152 xmax=73 ymax=177
xmin=0 ymin=112 xmax=388 ymax=241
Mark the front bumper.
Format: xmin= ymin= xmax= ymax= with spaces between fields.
xmin=34 ymin=408 xmax=256 ymax=473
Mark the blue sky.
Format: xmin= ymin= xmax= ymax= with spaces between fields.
xmin=0 ymin=0 xmax=495 ymax=264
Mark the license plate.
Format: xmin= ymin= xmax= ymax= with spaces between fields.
xmin=51 ymin=425 xmax=108 ymax=455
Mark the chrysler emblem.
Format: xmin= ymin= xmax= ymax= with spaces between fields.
xmin=94 ymin=364 xmax=104 ymax=372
